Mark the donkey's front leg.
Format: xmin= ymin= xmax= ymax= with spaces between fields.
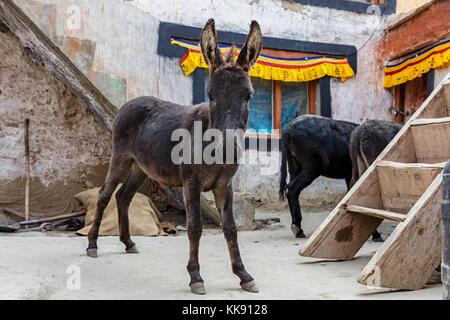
xmin=182 ymin=178 xmax=205 ymax=295
xmin=213 ymin=184 xmax=258 ymax=293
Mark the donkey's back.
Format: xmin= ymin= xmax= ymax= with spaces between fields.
xmin=112 ymin=96 xmax=208 ymax=187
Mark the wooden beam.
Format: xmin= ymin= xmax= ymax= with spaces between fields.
xmin=299 ymin=169 xmax=383 ymax=260
xmin=308 ymin=81 xmax=316 ymax=115
xmin=346 ymin=205 xmax=405 ymax=222
xmin=377 ymin=160 xmax=447 ymax=169
xmin=411 ymin=116 xmax=450 ymax=126
xmin=417 ymin=84 xmax=449 ymax=119
xmin=273 ymin=80 xmax=281 ymax=132
xmin=411 ymin=120 xmax=450 ymax=163
xmin=393 ymin=84 xmax=405 ymax=123
xmin=376 ymin=163 xmax=442 ymax=213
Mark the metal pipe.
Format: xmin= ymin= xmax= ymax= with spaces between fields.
xmin=442 ymin=160 xmax=450 ymax=300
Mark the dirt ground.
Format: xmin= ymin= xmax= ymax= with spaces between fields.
xmin=0 ymin=208 xmax=442 ymax=300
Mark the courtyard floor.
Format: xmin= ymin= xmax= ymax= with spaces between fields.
xmin=0 ymin=208 xmax=442 ymax=299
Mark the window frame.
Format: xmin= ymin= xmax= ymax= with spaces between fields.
xmin=244 ymin=79 xmax=318 ymax=139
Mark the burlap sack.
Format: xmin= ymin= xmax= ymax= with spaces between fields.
xmin=75 ymin=185 xmax=167 ymax=236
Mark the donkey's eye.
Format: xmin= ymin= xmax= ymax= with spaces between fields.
xmin=208 ymin=94 xmax=215 ymax=102
xmin=245 ymin=93 xmax=252 ymax=102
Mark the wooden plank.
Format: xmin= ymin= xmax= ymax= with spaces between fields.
xmin=411 ymin=121 xmax=450 ymax=163
xmin=273 ymin=80 xmax=281 ymax=132
xmin=411 ymin=116 xmax=450 ymax=126
xmin=299 ymin=208 xmax=382 ymax=260
xmin=377 ymin=161 xmax=447 ymax=169
xmin=416 ymin=87 xmax=449 ymax=119
xmin=358 ymin=174 xmax=443 ymax=290
xmin=393 ymin=84 xmax=405 ymax=123
xmin=308 ymin=81 xmax=316 ymax=115
xmin=346 ymin=205 xmax=405 ymax=222
xmin=300 ymin=170 xmax=383 ymax=260
xmin=382 ymin=127 xmax=417 ymax=163
xmin=376 ymin=164 xmax=442 ymax=213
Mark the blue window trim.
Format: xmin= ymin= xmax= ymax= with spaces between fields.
xmin=286 ymin=0 xmax=396 ymax=15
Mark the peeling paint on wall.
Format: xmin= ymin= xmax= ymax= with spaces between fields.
xmin=0 ymin=29 xmax=111 ymax=213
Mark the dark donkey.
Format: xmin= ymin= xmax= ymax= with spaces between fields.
xmin=86 ymin=19 xmax=263 ymax=295
xmin=279 ymin=115 xmax=359 ymax=238
xmin=349 ymin=120 xmax=403 ymax=188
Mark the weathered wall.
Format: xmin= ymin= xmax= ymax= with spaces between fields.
xmin=13 ymin=0 xmax=193 ymax=107
xmin=230 ymin=150 xmax=347 ymax=210
xmin=9 ymin=0 xmax=398 ymax=208
xmin=396 ymin=0 xmax=433 ymax=13
xmin=13 ymin=0 xmax=394 ymax=122
xmin=435 ymin=67 xmax=450 ymax=88
xmin=0 ymin=27 xmax=111 ymax=215
xmin=383 ymin=0 xmax=450 ymax=59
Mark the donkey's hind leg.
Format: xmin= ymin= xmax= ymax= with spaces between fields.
xmin=115 ymin=162 xmax=147 ymax=253
xmin=87 ymin=153 xmax=132 ymax=258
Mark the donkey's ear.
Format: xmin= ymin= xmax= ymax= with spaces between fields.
xmin=237 ymin=21 xmax=262 ymax=72
xmin=200 ymin=19 xmax=223 ymax=73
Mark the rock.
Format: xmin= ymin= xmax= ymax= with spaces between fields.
xmin=196 ymin=192 xmax=256 ymax=230
xmin=233 ymin=193 xmax=256 ymax=230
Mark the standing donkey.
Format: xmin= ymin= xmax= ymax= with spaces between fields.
xmin=86 ymin=19 xmax=263 ymax=295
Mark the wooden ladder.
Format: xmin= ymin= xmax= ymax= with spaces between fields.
xmin=300 ymin=72 xmax=450 ymax=290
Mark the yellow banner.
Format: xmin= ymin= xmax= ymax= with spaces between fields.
xmin=171 ymin=38 xmax=355 ymax=82
xmin=383 ymin=40 xmax=450 ymax=88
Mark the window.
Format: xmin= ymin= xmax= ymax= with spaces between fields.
xmin=205 ymin=73 xmax=319 ymax=137
xmin=247 ymin=77 xmax=273 ymax=134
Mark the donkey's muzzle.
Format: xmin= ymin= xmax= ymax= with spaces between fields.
xmin=215 ymin=136 xmax=244 ymax=164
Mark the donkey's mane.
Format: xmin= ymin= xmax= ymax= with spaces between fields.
xmin=225 ymin=45 xmax=237 ymax=64
xmin=211 ymin=46 xmax=247 ymax=76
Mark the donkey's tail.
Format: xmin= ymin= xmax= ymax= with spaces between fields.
xmin=279 ymin=133 xmax=289 ymax=200
xmin=349 ymin=133 xmax=360 ymax=188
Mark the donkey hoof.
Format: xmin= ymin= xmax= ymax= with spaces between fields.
xmin=291 ymin=224 xmax=300 ymax=236
xmin=291 ymin=224 xmax=305 ymax=238
xmin=86 ymin=248 xmax=98 ymax=258
xmin=190 ymin=282 xmax=205 ymax=295
xmin=126 ymin=245 xmax=139 ymax=254
xmin=241 ymin=280 xmax=259 ymax=293
xmin=296 ymin=230 xmax=306 ymax=238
